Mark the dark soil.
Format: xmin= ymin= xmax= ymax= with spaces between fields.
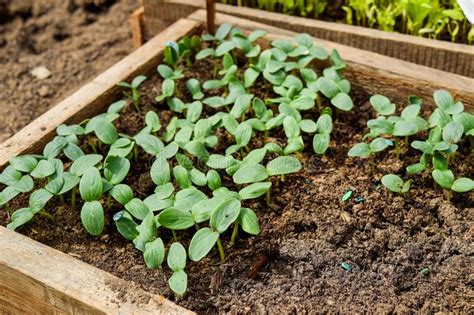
xmin=0 ymin=0 xmax=138 ymax=142
xmin=1 ymin=40 xmax=474 ymax=314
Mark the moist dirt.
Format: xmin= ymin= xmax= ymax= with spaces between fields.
xmin=0 ymin=0 xmax=138 ymax=142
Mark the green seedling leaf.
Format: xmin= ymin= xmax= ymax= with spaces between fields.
xmin=70 ymin=154 xmax=103 ymax=176
xmin=233 ymin=164 xmax=268 ymax=184
xmin=167 ymin=242 xmax=187 ymax=272
xmin=283 ymin=116 xmax=300 ymax=138
xmin=432 ymin=169 xmax=454 ymax=189
xmin=158 ymin=207 xmax=194 ymax=230
xmin=189 ymin=169 xmax=207 ymax=187
xmin=442 ymin=121 xmax=464 ymax=143
xmin=331 ymin=93 xmax=353 ymax=111
xmin=30 ymin=159 xmax=55 ymax=179
xmin=370 ymin=95 xmax=396 ymax=115
xmin=0 ymin=166 xmax=22 ymax=186
xmin=189 ymin=227 xmax=219 ymax=261
xmin=407 ymin=163 xmax=426 ymax=174
xmin=317 ymin=77 xmax=339 ymax=98
xmin=81 ymin=201 xmax=104 ymax=235
xmin=382 ymin=174 xmax=406 ymax=193
xmin=207 ymin=170 xmax=221 ymax=191
xmin=145 ymin=111 xmax=161 ymax=132
xmin=151 ymin=156 xmax=170 ymax=186
xmin=104 ymin=156 xmax=130 ymax=185
xmin=173 ymin=165 xmax=192 ymax=189
xmin=94 ymin=118 xmax=118 ymax=144
xmin=313 ymin=133 xmax=330 ymax=154
xmin=43 ymin=136 xmax=68 ymax=159
xmin=133 ymin=212 xmax=157 ymax=252
xmin=107 ymin=100 xmax=127 ymax=114
xmin=267 ymin=156 xmax=302 ymax=176
xmin=370 ymin=138 xmax=393 ymax=153
xmin=0 ymin=186 xmax=19 ymax=206
xmin=143 ymin=195 xmax=173 ymax=212
xmin=113 ymin=211 xmax=138 ymax=240
xmin=393 ymin=120 xmax=419 ymax=137
xmin=7 ymin=208 xmax=34 ymax=231
xmin=348 ymin=143 xmax=370 ymax=158
xmin=9 ymin=156 xmax=38 ymax=173
xmin=134 ymin=134 xmax=164 ymax=156
xmin=144 ymin=238 xmax=165 ymax=269
xmin=216 ymin=23 xmax=232 ymax=40
xmin=169 ymin=270 xmax=187 ymax=296
xmin=239 ymin=182 xmax=271 ymax=200
xmin=210 ymin=198 xmax=241 ymax=234
xmin=185 ymin=141 xmax=209 ymax=162
xmin=64 ymin=143 xmax=84 ymax=161
xmin=110 ymin=184 xmax=134 ymax=205
xmin=237 ymin=207 xmax=260 ymax=235
xmin=125 ymin=198 xmax=151 ymax=220
xmin=451 ymin=178 xmax=474 ymax=193
xmin=79 ymin=167 xmax=102 ymax=201
xmin=29 ymin=189 xmax=53 ymax=213
xmin=341 ymin=190 xmax=352 ymax=202
xmin=12 ymin=175 xmax=34 ymax=193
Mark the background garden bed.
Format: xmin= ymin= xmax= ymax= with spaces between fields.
xmin=1 ymin=11 xmax=473 ymax=314
xmin=139 ymin=0 xmax=474 ymax=77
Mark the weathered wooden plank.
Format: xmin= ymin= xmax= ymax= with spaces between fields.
xmin=188 ymin=10 xmax=474 ymax=111
xmin=142 ymin=0 xmax=474 ymax=77
xmin=0 ymin=18 xmax=201 ymax=169
xmin=130 ymin=7 xmax=145 ymax=49
xmin=0 ymin=227 xmax=193 ymax=314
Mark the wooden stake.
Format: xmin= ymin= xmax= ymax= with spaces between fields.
xmin=206 ymin=0 xmax=215 ymax=34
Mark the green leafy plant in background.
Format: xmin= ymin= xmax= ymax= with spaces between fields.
xmin=220 ymin=0 xmax=473 ymax=44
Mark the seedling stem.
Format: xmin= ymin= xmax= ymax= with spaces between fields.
xmin=216 ymin=237 xmax=226 ymax=262
xmin=230 ymin=222 xmax=239 ymax=245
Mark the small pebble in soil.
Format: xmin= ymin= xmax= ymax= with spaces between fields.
xmin=342 ymin=190 xmax=353 ymax=202
xmin=420 ymin=267 xmax=430 ymax=277
xmin=341 ymin=262 xmax=352 ymax=272
xmin=355 ymin=197 xmax=365 ymax=203
xmin=31 ymin=65 xmax=51 ymax=80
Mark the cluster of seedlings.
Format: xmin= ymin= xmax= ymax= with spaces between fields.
xmin=0 ymin=23 xmax=472 ymax=296
xmin=0 ymin=24 xmax=354 ymax=295
xmin=348 ymin=90 xmax=473 ymax=199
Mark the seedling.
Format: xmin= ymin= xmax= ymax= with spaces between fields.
xmin=118 ymin=76 xmax=147 ymax=111
xmin=381 ymin=174 xmax=413 ymax=195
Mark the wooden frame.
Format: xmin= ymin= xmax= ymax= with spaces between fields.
xmin=140 ymin=0 xmax=474 ymax=78
xmin=1 ymin=11 xmax=473 ymax=314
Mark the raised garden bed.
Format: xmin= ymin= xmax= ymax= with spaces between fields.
xmin=140 ymin=0 xmax=474 ymax=77
xmin=1 ymin=11 xmax=473 ymax=313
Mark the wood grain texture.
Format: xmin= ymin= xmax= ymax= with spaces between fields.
xmin=142 ymin=0 xmax=474 ymax=77
xmin=0 ymin=227 xmax=193 ymax=314
xmin=130 ymin=7 xmax=145 ymax=49
xmin=0 ymin=18 xmax=201 ymax=169
xmin=188 ymin=10 xmax=474 ymax=111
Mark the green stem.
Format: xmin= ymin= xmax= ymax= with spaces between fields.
xmin=230 ymin=222 xmax=239 ymax=245
xmin=106 ymin=194 xmax=112 ymax=208
xmin=371 ymin=154 xmax=375 ymax=175
xmin=132 ymin=89 xmax=140 ymax=112
xmin=395 ymin=140 xmax=400 ymax=159
xmin=134 ymin=145 xmax=138 ymax=162
xmin=88 ymin=138 xmax=97 ymax=154
xmin=38 ymin=210 xmax=55 ymax=223
xmin=195 ymin=223 xmax=200 ymax=231
xmin=281 ymin=174 xmax=286 ymax=182
xmin=171 ymin=230 xmax=178 ymax=242
xmin=216 ymin=237 xmax=226 ymax=262
xmin=71 ymin=187 xmax=76 ymax=208
xmin=266 ymin=189 xmax=271 ymax=206
xmin=59 ymin=194 xmax=64 ymax=204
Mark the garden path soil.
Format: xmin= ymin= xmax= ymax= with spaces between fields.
xmin=0 ymin=0 xmax=138 ymax=142
xmin=1 ymin=59 xmax=472 ymax=313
